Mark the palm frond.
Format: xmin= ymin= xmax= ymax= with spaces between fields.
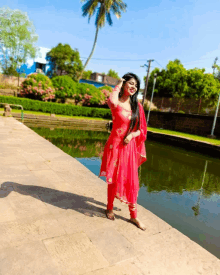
xmin=111 ymin=5 xmax=122 ymax=19
xmin=82 ymin=0 xmax=100 ymax=24
xmin=81 ymin=0 xmax=127 ymax=25
xmin=82 ymin=0 xmax=96 ymax=17
xmin=106 ymin=12 xmax=113 ymax=26
xmin=114 ymin=0 xmax=127 ymax=12
xmin=110 ymin=1 xmax=126 ymax=19
xmin=95 ymin=4 xmax=106 ymax=28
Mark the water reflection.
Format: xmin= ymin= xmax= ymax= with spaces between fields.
xmin=31 ymin=127 xmax=220 ymax=259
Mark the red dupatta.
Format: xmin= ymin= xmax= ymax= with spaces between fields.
xmin=136 ymin=102 xmax=147 ymax=167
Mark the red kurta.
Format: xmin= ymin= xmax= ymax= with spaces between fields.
xmin=99 ymin=88 xmax=147 ymax=209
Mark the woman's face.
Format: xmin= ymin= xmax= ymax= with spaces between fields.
xmin=123 ymin=78 xmax=138 ymax=96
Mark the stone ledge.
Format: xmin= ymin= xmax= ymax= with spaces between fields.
xmin=147 ymin=131 xmax=220 ymax=158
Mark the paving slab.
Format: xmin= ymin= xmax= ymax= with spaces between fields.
xmin=0 ymin=241 xmax=61 ymax=275
xmin=43 ymin=232 xmax=109 ymax=275
xmin=0 ymin=116 xmax=219 ymax=275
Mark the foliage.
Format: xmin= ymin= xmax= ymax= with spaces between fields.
xmin=186 ymin=69 xmax=219 ymax=101
xmin=52 ymin=75 xmax=77 ymax=99
xmin=72 ymin=84 xmax=113 ymax=107
xmin=46 ymin=43 xmax=83 ymax=81
xmin=98 ymin=85 xmax=112 ymax=103
xmin=82 ymin=70 xmax=93 ymax=79
xmin=0 ymin=7 xmax=38 ymax=78
xmin=49 ymin=75 xmax=112 ymax=107
xmin=146 ymin=59 xmax=220 ymax=101
xmin=73 ymin=83 xmax=106 ymax=106
xmin=80 ymin=0 xmax=127 ymax=76
xmin=20 ymin=73 xmax=55 ymax=101
xmin=98 ymin=85 xmax=112 ymax=92
xmin=107 ymin=69 xmax=120 ymax=79
xmin=3 ymin=66 xmax=19 ymax=77
xmin=0 ymin=95 xmax=111 ymax=119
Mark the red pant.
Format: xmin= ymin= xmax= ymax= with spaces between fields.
xmin=107 ymin=183 xmax=137 ymax=219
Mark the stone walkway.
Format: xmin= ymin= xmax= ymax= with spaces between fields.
xmin=0 ymin=116 xmax=219 ymax=275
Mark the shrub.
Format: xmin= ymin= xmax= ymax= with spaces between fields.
xmin=72 ymin=83 xmax=106 ymax=107
xmin=49 ymin=78 xmax=113 ymax=107
xmin=98 ymin=86 xmax=112 ymax=106
xmin=20 ymin=73 xmax=55 ymax=101
xmin=0 ymin=95 xmax=111 ymax=119
xmin=98 ymin=85 xmax=113 ymax=93
xmin=51 ymin=75 xmax=77 ymax=100
xmin=178 ymin=110 xmax=185 ymax=114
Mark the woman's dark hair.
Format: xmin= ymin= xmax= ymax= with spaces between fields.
xmin=119 ymin=72 xmax=141 ymax=135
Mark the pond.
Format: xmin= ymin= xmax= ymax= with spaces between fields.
xmin=31 ymin=127 xmax=220 ymax=259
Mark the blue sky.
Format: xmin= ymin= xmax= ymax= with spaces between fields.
xmin=2 ymin=0 xmax=220 ymax=88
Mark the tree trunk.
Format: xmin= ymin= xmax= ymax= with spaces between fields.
xmin=198 ymin=98 xmax=202 ymax=114
xmin=78 ymin=26 xmax=99 ymax=81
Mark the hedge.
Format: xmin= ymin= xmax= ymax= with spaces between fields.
xmin=0 ymin=95 xmax=111 ymax=119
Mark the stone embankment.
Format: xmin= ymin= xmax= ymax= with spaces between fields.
xmin=0 ymin=116 xmax=219 ymax=275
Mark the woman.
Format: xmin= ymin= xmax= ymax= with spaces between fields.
xmin=99 ymin=73 xmax=147 ymax=230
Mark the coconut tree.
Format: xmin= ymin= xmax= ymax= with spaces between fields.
xmin=80 ymin=0 xmax=127 ymax=79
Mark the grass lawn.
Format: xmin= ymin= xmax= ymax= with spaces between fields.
xmin=0 ymin=108 xmax=109 ymax=121
xmin=148 ymin=126 xmax=220 ymax=146
xmin=1 ymin=108 xmax=220 ymax=145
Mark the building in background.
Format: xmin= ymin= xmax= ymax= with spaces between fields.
xmin=79 ymin=72 xmax=118 ymax=88
xmin=20 ymin=47 xmax=52 ymax=76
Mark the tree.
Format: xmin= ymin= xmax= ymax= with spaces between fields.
xmin=80 ymin=0 xmax=127 ymax=78
xmin=46 ymin=43 xmax=83 ymax=82
xmin=107 ymin=69 xmax=120 ymax=79
xmin=146 ymin=60 xmax=188 ymax=98
xmin=146 ymin=59 xmax=220 ymax=100
xmin=82 ymin=70 xmax=93 ymax=79
xmin=0 ymin=7 xmax=38 ymax=86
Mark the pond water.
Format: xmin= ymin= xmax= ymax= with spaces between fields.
xmin=31 ymin=127 xmax=220 ymax=259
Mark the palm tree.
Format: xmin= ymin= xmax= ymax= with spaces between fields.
xmin=79 ymin=0 xmax=127 ymax=79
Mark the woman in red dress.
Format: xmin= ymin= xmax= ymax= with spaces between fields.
xmin=99 ymin=73 xmax=147 ymax=230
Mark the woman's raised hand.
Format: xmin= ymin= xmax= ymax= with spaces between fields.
xmin=117 ymin=78 xmax=125 ymax=88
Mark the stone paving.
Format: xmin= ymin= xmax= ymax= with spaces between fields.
xmin=0 ymin=116 xmax=219 ymax=275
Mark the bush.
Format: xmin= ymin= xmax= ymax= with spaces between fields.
xmin=0 ymin=95 xmax=111 ymax=119
xmin=73 ymin=83 xmax=106 ymax=107
xmin=178 ymin=110 xmax=185 ymax=114
xmin=98 ymin=86 xmax=113 ymax=93
xmin=20 ymin=73 xmax=55 ymax=101
xmin=51 ymin=78 xmax=111 ymax=107
xmin=51 ymin=75 xmax=77 ymax=100
xmin=98 ymin=86 xmax=112 ymax=106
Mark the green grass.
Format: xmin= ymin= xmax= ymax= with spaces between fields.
xmin=148 ymin=126 xmax=220 ymax=145
xmin=0 ymin=108 xmax=109 ymax=121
